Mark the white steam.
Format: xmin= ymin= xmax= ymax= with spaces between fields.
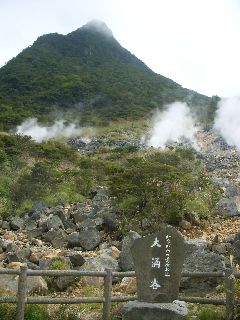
xmin=146 ymin=102 xmax=198 ymax=148
xmin=214 ymin=97 xmax=240 ymax=150
xmin=85 ymin=20 xmax=113 ymax=37
xmin=16 ymin=118 xmax=82 ymax=142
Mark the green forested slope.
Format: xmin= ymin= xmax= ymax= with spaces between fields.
xmin=0 ymin=21 xmax=216 ymax=129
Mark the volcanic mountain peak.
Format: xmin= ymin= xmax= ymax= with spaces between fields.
xmin=82 ymin=20 xmax=114 ymax=38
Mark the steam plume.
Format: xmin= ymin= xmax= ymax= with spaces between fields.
xmin=214 ymin=97 xmax=240 ymax=150
xmin=16 ymin=118 xmax=82 ymax=142
xmin=146 ymin=102 xmax=198 ymax=148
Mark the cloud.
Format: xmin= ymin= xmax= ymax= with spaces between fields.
xmin=145 ymin=102 xmax=198 ymax=148
xmin=16 ymin=118 xmax=82 ymax=142
xmin=214 ymin=97 xmax=240 ymax=150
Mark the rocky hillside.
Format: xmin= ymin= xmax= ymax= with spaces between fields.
xmin=196 ymin=129 xmax=240 ymax=217
xmin=1 ymin=127 xmax=240 ymax=319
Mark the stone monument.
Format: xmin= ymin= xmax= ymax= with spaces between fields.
xmin=122 ymin=224 xmax=188 ymax=320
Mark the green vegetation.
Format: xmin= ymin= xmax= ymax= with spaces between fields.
xmin=0 ymin=304 xmax=48 ymax=320
xmin=197 ymin=307 xmax=225 ymax=320
xmin=0 ymin=131 xmax=221 ymax=232
xmin=0 ymin=22 xmax=217 ymax=130
xmin=49 ymin=258 xmax=69 ymax=271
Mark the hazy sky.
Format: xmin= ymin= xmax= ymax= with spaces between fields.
xmin=0 ymin=0 xmax=240 ymax=97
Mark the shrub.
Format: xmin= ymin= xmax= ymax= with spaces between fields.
xmin=24 ymin=304 xmax=48 ymax=320
xmin=198 ymin=307 xmax=225 ymax=320
xmin=0 ymin=304 xmax=16 ymax=319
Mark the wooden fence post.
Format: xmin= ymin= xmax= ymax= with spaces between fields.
xmin=103 ymin=268 xmax=113 ymax=320
xmin=16 ymin=264 xmax=27 ymax=320
xmin=225 ymin=268 xmax=234 ymax=320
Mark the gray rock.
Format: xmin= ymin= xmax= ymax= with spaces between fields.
xmin=77 ymin=218 xmax=96 ymax=231
xmin=53 ymin=275 xmax=76 ymax=291
xmin=9 ymin=216 xmax=24 ymax=230
xmin=78 ymin=228 xmax=102 ymax=250
xmin=0 ymin=274 xmax=48 ymax=294
xmin=102 ymin=211 xmax=119 ymax=231
xmin=25 ymin=218 xmax=37 ymax=231
xmin=0 ymin=238 xmax=8 ymax=250
xmin=72 ymin=207 xmax=95 ymax=224
xmin=0 ymin=219 xmax=2 ymax=228
xmin=27 ymin=228 xmax=43 ymax=239
xmin=225 ymin=184 xmax=240 ymax=197
xmin=182 ymin=239 xmax=225 ymax=291
xmin=215 ymin=198 xmax=240 ymax=216
xmin=79 ymin=253 xmax=119 ymax=287
xmin=67 ymin=232 xmax=82 ymax=248
xmin=46 ymin=215 xmax=64 ymax=231
xmin=32 ymin=201 xmax=48 ymax=212
xmin=179 ymin=220 xmax=191 ymax=230
xmin=123 ymin=300 xmax=188 ymax=320
xmin=43 ymin=229 xmax=67 ymax=248
xmin=119 ymin=231 xmax=141 ymax=271
xmin=65 ymin=252 xmax=85 ymax=267
xmin=234 ymin=230 xmax=240 ymax=242
xmin=53 ymin=206 xmax=70 ymax=224
xmin=38 ymin=214 xmax=48 ymax=232
xmin=2 ymin=221 xmax=10 ymax=230
xmin=62 ymin=220 xmax=77 ymax=230
xmin=6 ymin=242 xmax=19 ymax=253
xmin=212 ymin=243 xmax=229 ymax=255
xmin=6 ymin=246 xmax=31 ymax=263
xmin=27 ymin=261 xmax=40 ymax=270
xmin=225 ymin=234 xmax=235 ymax=243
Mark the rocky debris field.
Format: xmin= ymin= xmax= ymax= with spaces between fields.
xmin=0 ymin=186 xmax=239 ymax=296
xmin=195 ymin=129 xmax=240 ymax=217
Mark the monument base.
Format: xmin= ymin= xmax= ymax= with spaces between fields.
xmin=122 ymin=300 xmax=188 ymax=320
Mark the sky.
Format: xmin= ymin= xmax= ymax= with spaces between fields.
xmin=0 ymin=0 xmax=240 ymax=98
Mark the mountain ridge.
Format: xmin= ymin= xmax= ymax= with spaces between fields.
xmin=0 ymin=21 xmax=218 ymax=129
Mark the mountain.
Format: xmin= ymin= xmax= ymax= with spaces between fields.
xmin=0 ymin=20 xmax=218 ymax=129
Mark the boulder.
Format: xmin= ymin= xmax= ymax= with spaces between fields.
xmin=67 ymin=232 xmax=82 ymax=248
xmin=179 ymin=220 xmax=191 ymax=230
xmin=46 ymin=215 xmax=64 ymax=231
xmin=79 ymin=253 xmax=119 ymax=287
xmin=43 ymin=229 xmax=67 ymax=248
xmin=6 ymin=246 xmax=31 ymax=263
xmin=102 ymin=211 xmax=119 ymax=231
xmin=77 ymin=218 xmax=96 ymax=230
xmin=123 ymin=300 xmax=188 ymax=320
xmin=119 ymin=231 xmax=141 ymax=271
xmin=181 ymin=239 xmax=225 ymax=291
xmin=120 ymin=277 xmax=137 ymax=294
xmin=53 ymin=275 xmax=76 ymax=291
xmin=65 ymin=252 xmax=85 ymax=267
xmin=27 ymin=228 xmax=43 ymax=240
xmin=2 ymin=221 xmax=10 ymax=230
xmin=25 ymin=218 xmax=37 ymax=231
xmin=0 ymin=274 xmax=48 ymax=294
xmin=78 ymin=228 xmax=102 ymax=250
xmin=72 ymin=206 xmax=95 ymax=223
xmin=215 ymin=197 xmax=240 ymax=216
xmin=9 ymin=216 xmax=24 ymax=230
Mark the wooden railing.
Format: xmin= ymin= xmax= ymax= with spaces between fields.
xmin=0 ymin=266 xmax=238 ymax=320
